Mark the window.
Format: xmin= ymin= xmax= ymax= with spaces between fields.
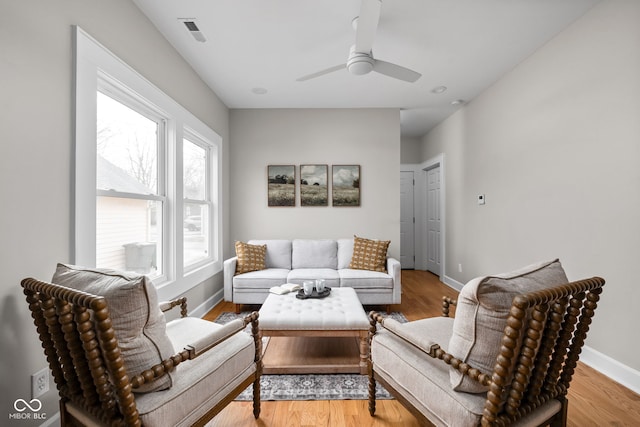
xmin=183 ymin=135 xmax=211 ymax=268
xmin=74 ymin=27 xmax=222 ymax=299
xmin=96 ymin=90 xmax=164 ymax=277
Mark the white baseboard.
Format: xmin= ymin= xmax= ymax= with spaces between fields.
xmin=442 ymin=274 xmax=640 ymax=395
xmin=189 ymin=288 xmax=224 ymax=318
xmin=443 ymin=275 xmax=464 ymax=291
xmin=580 ymin=345 xmax=640 ymax=394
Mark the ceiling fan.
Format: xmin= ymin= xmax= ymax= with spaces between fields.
xmin=297 ymin=0 xmax=421 ymax=83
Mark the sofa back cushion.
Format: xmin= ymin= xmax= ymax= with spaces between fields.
xmin=448 ymin=259 xmax=568 ymax=393
xmin=292 ymin=239 xmax=338 ymax=269
xmin=337 ymin=238 xmax=354 ymax=269
xmin=248 ymin=239 xmax=292 ymax=269
xmin=52 ymin=263 xmax=175 ymax=393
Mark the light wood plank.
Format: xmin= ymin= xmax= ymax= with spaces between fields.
xmin=205 ymin=270 xmax=640 ymax=427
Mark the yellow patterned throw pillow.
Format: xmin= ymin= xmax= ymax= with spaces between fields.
xmin=349 ymin=235 xmax=390 ymax=272
xmin=235 ymin=241 xmax=267 ymax=274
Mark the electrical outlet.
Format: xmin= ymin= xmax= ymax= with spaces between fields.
xmin=458 ymin=263 xmax=463 ymax=273
xmin=31 ymin=368 xmax=49 ymax=399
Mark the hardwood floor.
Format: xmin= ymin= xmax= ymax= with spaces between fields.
xmin=204 ymin=270 xmax=640 ymax=426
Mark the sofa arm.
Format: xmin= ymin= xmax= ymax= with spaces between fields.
xmin=223 ymin=256 xmax=237 ymax=302
xmin=386 ymin=257 xmax=401 ymax=304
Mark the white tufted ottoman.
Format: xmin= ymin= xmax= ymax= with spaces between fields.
xmin=258 ymin=287 xmax=370 ymax=374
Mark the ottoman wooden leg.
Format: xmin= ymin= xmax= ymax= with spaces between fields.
xmin=359 ymin=331 xmax=369 ymax=375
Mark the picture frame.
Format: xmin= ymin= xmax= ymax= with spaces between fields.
xmin=300 ymin=164 xmax=328 ymax=206
xmin=332 ymin=165 xmax=360 ymax=207
xmin=268 ymin=165 xmax=296 ymax=206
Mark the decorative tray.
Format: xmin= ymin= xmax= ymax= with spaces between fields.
xmin=296 ymin=287 xmax=331 ymax=300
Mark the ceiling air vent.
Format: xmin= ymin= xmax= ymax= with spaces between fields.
xmin=180 ymin=19 xmax=206 ymax=43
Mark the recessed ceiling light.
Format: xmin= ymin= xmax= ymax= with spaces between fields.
xmin=431 ymin=86 xmax=447 ymax=94
xmin=451 ymin=99 xmax=465 ymax=106
xmin=251 ymin=87 xmax=268 ymax=95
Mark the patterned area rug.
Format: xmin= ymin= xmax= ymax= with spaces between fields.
xmin=214 ymin=311 xmax=407 ymax=401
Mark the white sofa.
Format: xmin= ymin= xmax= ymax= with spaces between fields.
xmin=223 ymin=239 xmax=401 ymax=311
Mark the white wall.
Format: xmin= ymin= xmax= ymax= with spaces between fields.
xmin=229 ymin=109 xmax=401 ymax=259
xmin=0 ymin=0 xmax=229 ymax=422
xmin=421 ymin=0 xmax=640 ymax=377
xmin=400 ymin=136 xmax=422 ymax=164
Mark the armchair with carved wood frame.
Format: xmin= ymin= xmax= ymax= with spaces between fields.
xmin=22 ymin=273 xmax=262 ymax=427
xmin=368 ymin=272 xmax=604 ymax=427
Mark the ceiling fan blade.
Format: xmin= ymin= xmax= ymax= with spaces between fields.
xmin=373 ymin=59 xmax=421 ymax=83
xmin=355 ymin=0 xmax=382 ymax=53
xmin=296 ymin=64 xmax=346 ymax=82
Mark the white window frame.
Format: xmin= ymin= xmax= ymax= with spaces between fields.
xmin=73 ymin=26 xmax=222 ymax=300
xmin=182 ymin=129 xmax=218 ymax=272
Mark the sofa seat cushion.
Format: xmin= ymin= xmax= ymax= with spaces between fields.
xmin=248 ymin=239 xmax=292 ymax=269
xmin=52 ymin=263 xmax=174 ymax=393
xmin=136 ymin=317 xmax=255 ymax=427
xmin=372 ymin=317 xmax=486 ymax=427
xmin=233 ymin=268 xmax=290 ymax=289
xmin=338 ymin=268 xmax=393 ymax=289
xmin=448 ymin=259 xmax=568 ymax=393
xmin=287 ymin=268 xmax=340 ymax=287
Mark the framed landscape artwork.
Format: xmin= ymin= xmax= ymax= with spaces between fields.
xmin=300 ymin=164 xmax=328 ymax=206
xmin=332 ymin=165 xmax=360 ymax=207
xmin=268 ymin=165 xmax=295 ymax=206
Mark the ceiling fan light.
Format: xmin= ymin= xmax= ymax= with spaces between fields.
xmin=348 ymin=59 xmax=374 ymax=75
xmin=347 ymin=46 xmax=375 ymax=76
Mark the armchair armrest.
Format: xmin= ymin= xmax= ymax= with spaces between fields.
xmin=186 ymin=317 xmax=246 ymax=357
xmin=130 ymin=311 xmax=261 ymax=389
xmin=369 ymin=311 xmax=490 ymax=388
xmin=442 ymin=296 xmax=457 ymax=317
xmin=159 ymin=297 xmax=188 ymax=318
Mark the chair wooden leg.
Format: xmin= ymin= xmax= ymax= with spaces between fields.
xmin=550 ymin=397 xmax=568 ymax=427
xmin=252 ymin=377 xmax=261 ymax=419
xmin=368 ymin=370 xmax=377 ymax=416
xmin=235 ymin=303 xmax=241 ymax=314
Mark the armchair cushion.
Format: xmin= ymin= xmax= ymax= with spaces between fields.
xmin=52 ymin=263 xmax=175 ymax=393
xmin=235 ymin=241 xmax=267 ymax=274
xmin=372 ymin=316 xmax=487 ymax=426
xmin=448 ymin=259 xmax=568 ymax=393
xmin=349 ymin=235 xmax=390 ymax=272
xmin=137 ymin=317 xmax=256 ymax=426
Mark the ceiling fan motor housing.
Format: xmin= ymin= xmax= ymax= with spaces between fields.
xmin=347 ymin=45 xmax=374 ymax=75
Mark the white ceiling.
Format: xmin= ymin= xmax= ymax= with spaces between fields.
xmin=132 ymin=0 xmax=599 ymax=138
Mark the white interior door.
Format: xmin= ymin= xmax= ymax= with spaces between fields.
xmin=400 ymin=171 xmax=415 ymax=269
xmin=426 ymin=166 xmax=441 ymax=275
